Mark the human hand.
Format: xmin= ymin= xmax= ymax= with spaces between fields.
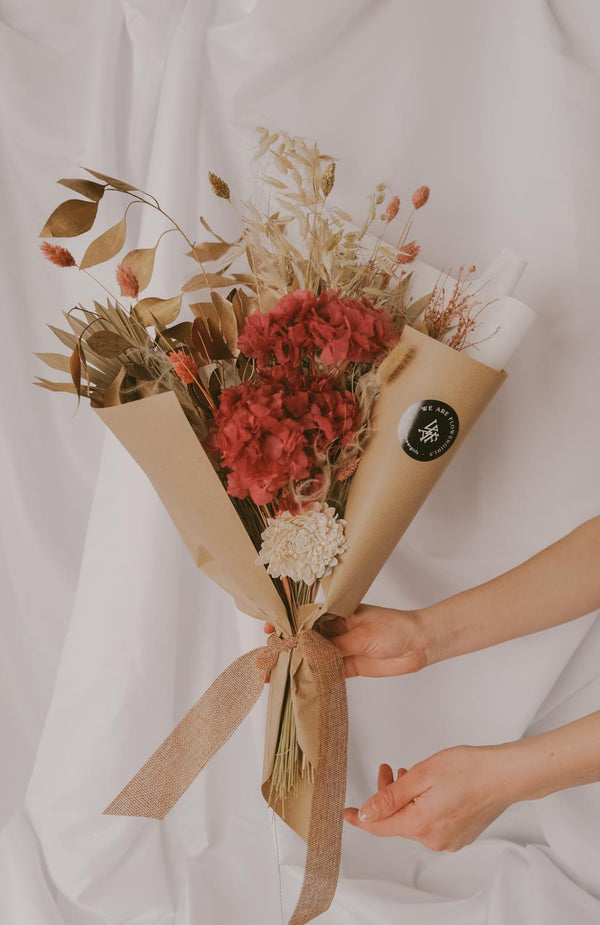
xmin=344 ymin=744 xmax=515 ymax=851
xmin=264 ymin=605 xmax=428 ymax=678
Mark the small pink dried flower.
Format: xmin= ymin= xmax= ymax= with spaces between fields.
xmin=384 ymin=196 xmax=400 ymax=222
xmin=116 ymin=263 xmax=139 ymax=298
xmin=168 ymin=350 xmax=198 ymax=384
xmin=40 ymin=242 xmax=76 ymax=267
xmin=336 ymin=456 xmax=360 ymax=482
xmin=397 ymin=241 xmax=420 ymax=264
xmin=412 ymin=186 xmax=430 ymax=210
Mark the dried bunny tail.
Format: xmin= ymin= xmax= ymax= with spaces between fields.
xmin=377 ymin=345 xmax=416 ymax=384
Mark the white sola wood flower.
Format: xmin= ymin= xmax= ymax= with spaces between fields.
xmin=256 ymin=502 xmax=348 ymax=585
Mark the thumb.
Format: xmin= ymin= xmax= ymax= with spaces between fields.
xmin=358 ymin=769 xmax=423 ymax=823
xmin=329 ymin=626 xmax=369 ymax=658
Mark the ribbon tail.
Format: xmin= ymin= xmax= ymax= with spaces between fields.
xmin=104 ymin=646 xmax=268 ymax=819
xmin=288 ymin=631 xmax=348 ymax=925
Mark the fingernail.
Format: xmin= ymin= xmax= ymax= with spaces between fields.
xmin=358 ymin=801 xmax=378 ymax=822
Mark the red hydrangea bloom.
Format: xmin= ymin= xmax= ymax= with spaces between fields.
xmin=238 ymin=288 xmax=395 ymax=371
xmin=237 ymin=290 xmax=315 ymax=370
xmin=211 ymin=372 xmax=361 ymax=505
xmin=309 ymin=290 xmax=396 ymax=365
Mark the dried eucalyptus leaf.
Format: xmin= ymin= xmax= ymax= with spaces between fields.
xmin=40 ymin=199 xmax=99 ymax=238
xmin=79 ymin=213 xmax=127 ymax=269
xmin=122 ymin=244 xmax=157 ymax=292
xmin=58 ymin=179 xmax=106 ymax=201
xmin=181 ymin=272 xmax=237 ymax=293
xmin=133 ymin=295 xmax=182 ymax=327
xmin=84 ymin=169 xmax=137 ymax=192
xmin=86 ymin=331 xmax=132 ymax=358
xmin=187 ymin=241 xmax=233 ymax=262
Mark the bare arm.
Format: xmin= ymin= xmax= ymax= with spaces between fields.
xmin=344 ymin=710 xmax=600 ymax=848
xmin=422 ymin=514 xmax=600 ymax=665
xmin=327 ymin=515 xmax=600 ymax=678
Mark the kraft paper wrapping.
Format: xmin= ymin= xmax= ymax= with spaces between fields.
xmin=96 ymin=393 xmax=291 ymax=635
xmin=96 ymin=326 xmax=505 ymax=843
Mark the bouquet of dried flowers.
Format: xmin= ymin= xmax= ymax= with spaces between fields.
xmin=36 ymin=129 xmax=513 ymax=925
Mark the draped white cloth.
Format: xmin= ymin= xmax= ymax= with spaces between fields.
xmin=2 ymin=1 xmax=600 ymax=922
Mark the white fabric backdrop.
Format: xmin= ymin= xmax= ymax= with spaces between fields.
xmin=2 ymin=0 xmax=600 ymax=922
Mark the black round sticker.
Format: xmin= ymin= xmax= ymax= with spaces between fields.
xmin=397 ymin=399 xmax=459 ymax=461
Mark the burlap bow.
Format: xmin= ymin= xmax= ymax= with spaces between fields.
xmin=104 ymin=628 xmax=348 ymax=925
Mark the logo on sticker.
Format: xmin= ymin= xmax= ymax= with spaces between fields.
xmin=398 ymin=400 xmax=459 ymax=461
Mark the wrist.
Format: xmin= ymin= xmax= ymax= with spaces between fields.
xmin=489 ymin=736 xmax=574 ymax=804
xmin=414 ymin=602 xmax=461 ymax=668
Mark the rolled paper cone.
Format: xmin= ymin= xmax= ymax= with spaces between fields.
xmin=459 ymin=295 xmax=537 ymax=370
xmin=323 ymin=326 xmax=507 ymax=619
xmin=95 ymin=392 xmax=290 ymax=633
xmin=472 ymin=247 xmax=527 ymax=300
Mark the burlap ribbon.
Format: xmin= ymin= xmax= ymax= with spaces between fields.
xmin=104 ymin=629 xmax=348 ymax=925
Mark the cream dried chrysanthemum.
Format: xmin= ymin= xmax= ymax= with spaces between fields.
xmin=256 ymin=502 xmax=348 ymax=585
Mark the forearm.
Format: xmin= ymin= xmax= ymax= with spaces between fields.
xmin=420 ymin=516 xmax=600 ymax=665
xmin=495 ymin=710 xmax=600 ymax=802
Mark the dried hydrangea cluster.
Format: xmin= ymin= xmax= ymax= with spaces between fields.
xmin=238 ymin=288 xmax=396 ymax=370
xmin=209 ymin=368 xmax=361 ymax=505
xmin=256 ymin=502 xmax=348 ymax=585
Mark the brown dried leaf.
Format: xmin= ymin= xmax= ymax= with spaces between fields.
xmin=86 ymin=330 xmax=132 ymax=358
xmin=187 ymin=241 xmax=233 ymax=263
xmin=48 ymin=324 xmax=77 ymax=351
xmin=210 ymin=291 xmax=238 ymax=354
xmin=69 ymin=345 xmax=81 ymax=401
xmin=163 ymin=321 xmax=194 ymax=348
xmin=232 ymin=289 xmax=257 ymax=329
xmin=103 ymin=365 xmax=127 ymax=407
xmin=181 ymin=272 xmax=237 ymax=293
xmin=83 ymin=169 xmax=137 ymax=192
xmin=40 ymin=199 xmax=99 ymax=238
xmin=189 ymin=301 xmax=215 ymax=319
xmin=405 ymin=292 xmax=433 ymax=323
xmin=35 ymin=352 xmax=71 ymax=373
xmin=192 ymin=314 xmax=231 ymax=361
xmin=133 ymin=295 xmax=182 ymax=327
xmin=79 ymin=213 xmax=127 ymax=269
xmin=231 ymin=272 xmax=258 ymax=290
xmin=121 ymin=244 xmax=157 ymax=292
xmin=33 ymin=377 xmax=79 ymax=394
xmin=58 ymin=178 xmax=106 ymax=201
